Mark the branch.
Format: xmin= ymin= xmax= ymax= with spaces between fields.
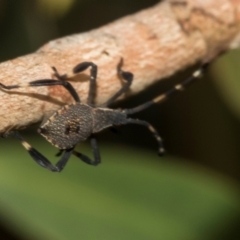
xmin=1 ymin=0 xmax=240 ymax=133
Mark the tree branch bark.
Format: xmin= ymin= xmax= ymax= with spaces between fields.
xmin=1 ymin=0 xmax=240 ymax=133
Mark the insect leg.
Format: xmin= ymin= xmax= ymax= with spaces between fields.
xmin=55 ymin=149 xmax=64 ymax=157
xmin=125 ymin=119 xmax=165 ymax=156
xmin=15 ymin=132 xmax=75 ymax=172
xmin=72 ymin=136 xmax=101 ymax=166
xmin=124 ymin=63 xmax=209 ymax=115
xmin=51 ymin=66 xmax=67 ymax=80
xmin=72 ymin=62 xmax=98 ymax=105
xmin=14 ymin=131 xmax=58 ymax=171
xmin=52 ymin=62 xmax=97 ymax=105
xmin=0 ymin=79 xmax=80 ymax=103
xmin=55 ymin=148 xmax=74 ymax=171
xmin=101 ymin=58 xmax=133 ymax=107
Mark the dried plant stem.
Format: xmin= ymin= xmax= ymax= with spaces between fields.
xmin=1 ymin=0 xmax=240 ymax=133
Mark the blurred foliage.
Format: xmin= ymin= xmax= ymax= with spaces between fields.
xmin=212 ymin=51 xmax=240 ymax=121
xmin=0 ymin=0 xmax=240 ymax=239
xmin=0 ymin=138 xmax=239 ymax=240
xmin=36 ymin=0 xmax=76 ymax=18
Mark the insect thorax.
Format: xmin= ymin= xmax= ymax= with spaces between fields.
xmin=92 ymin=108 xmax=127 ymax=133
xmin=38 ymin=103 xmax=93 ymax=149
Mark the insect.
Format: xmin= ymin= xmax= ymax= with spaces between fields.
xmin=0 ymin=59 xmax=208 ymax=172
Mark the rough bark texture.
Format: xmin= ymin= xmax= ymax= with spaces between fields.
xmin=1 ymin=0 xmax=240 ymax=133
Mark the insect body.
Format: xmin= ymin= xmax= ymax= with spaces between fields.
xmin=39 ymin=103 xmax=128 ymax=149
xmin=0 ymin=59 xmax=207 ymax=172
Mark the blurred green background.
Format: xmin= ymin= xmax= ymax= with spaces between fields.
xmin=0 ymin=0 xmax=240 ymax=239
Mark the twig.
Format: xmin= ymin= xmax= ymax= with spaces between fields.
xmin=0 ymin=0 xmax=240 ymax=133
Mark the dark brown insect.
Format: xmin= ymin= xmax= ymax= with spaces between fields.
xmin=0 ymin=59 xmax=207 ymax=172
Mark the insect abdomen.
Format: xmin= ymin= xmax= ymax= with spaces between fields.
xmin=92 ymin=108 xmax=127 ymax=133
